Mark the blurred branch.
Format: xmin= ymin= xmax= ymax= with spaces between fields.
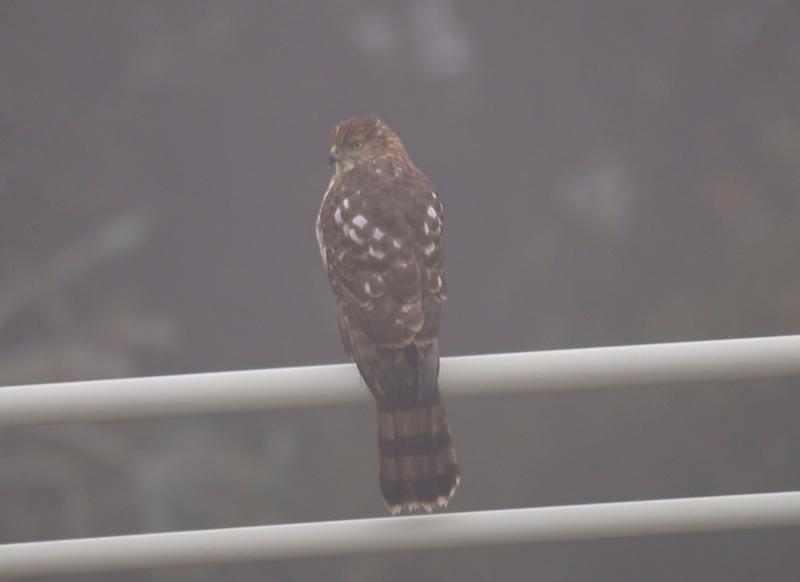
xmin=0 ymin=210 xmax=154 ymax=330
xmin=0 ymin=208 xmax=179 ymax=385
xmin=0 ymin=310 xmax=178 ymax=385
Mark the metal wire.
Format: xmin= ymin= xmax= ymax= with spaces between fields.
xmin=1 ymin=335 xmax=799 ymax=427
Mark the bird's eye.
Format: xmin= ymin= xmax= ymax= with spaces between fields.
xmin=351 ymin=140 xmax=364 ymax=150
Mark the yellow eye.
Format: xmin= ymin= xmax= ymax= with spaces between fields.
xmin=351 ymin=140 xmax=363 ymax=150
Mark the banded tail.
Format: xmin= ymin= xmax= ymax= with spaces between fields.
xmin=376 ymin=391 xmax=460 ymax=514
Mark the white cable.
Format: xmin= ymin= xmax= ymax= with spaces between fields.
xmin=1 ymin=491 xmax=798 ymax=577
xmin=1 ymin=335 xmax=799 ymax=426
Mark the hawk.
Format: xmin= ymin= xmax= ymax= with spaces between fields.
xmin=316 ymin=115 xmax=459 ymax=514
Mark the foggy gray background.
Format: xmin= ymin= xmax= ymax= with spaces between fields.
xmin=2 ymin=1 xmax=800 ymax=580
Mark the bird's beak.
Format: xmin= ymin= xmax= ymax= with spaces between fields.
xmin=329 ymin=146 xmax=339 ymax=166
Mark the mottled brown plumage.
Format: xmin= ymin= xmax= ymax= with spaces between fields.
xmin=316 ymin=115 xmax=459 ymax=513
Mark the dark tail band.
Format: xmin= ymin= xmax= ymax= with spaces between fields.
xmin=376 ymin=396 xmax=460 ymax=513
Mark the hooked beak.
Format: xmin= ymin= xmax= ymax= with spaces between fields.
xmin=329 ymin=146 xmax=339 ymax=166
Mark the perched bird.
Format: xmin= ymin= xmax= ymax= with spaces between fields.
xmin=316 ymin=115 xmax=459 ymax=513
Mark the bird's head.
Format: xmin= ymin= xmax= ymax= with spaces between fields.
xmin=328 ymin=115 xmax=405 ymax=173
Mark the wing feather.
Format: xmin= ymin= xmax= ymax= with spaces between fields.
xmin=318 ymin=156 xmax=446 ymax=404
